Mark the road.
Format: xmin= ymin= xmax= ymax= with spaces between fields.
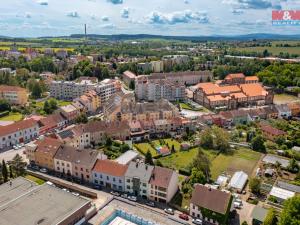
xmin=0 ymin=146 xmax=28 ymax=163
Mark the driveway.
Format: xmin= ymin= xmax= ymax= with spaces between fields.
xmin=230 ymin=201 xmax=255 ymax=225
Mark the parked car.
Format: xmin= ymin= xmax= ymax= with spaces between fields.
xmin=93 ymin=185 xmax=101 ymax=190
xmin=72 ymin=192 xmax=80 ymax=196
xmin=145 ymin=201 xmax=155 ymax=207
xmin=110 ymin=191 xmax=120 ymax=196
xmin=32 ymin=165 xmax=39 ymax=171
xmin=40 ymin=168 xmax=47 ymax=173
xmin=179 ymin=213 xmax=189 ymax=221
xmin=13 ymin=145 xmax=18 ymax=150
xmin=127 ymin=195 xmax=137 ymax=202
xmin=46 ymin=181 xmax=54 ymax=186
xmin=121 ymin=193 xmax=128 ymax=199
xmin=233 ymin=201 xmax=242 ymax=209
xmin=17 ymin=144 xmax=22 ymax=149
xmin=192 ymin=218 xmax=203 ymax=225
xmin=164 ymin=208 xmax=174 ymax=215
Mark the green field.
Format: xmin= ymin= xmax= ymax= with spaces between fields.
xmin=34 ymin=99 xmax=71 ymax=108
xmin=159 ymin=148 xmax=218 ymax=171
xmin=210 ymin=148 xmax=262 ymax=180
xmin=0 ymin=112 xmax=23 ymax=121
xmin=24 ymin=175 xmax=45 ymax=185
xmin=236 ymin=46 xmax=300 ymax=55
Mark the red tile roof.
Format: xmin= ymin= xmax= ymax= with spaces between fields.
xmin=190 ymin=184 xmax=231 ymax=215
xmin=225 ymin=73 xmax=245 ymax=79
xmin=0 ymin=85 xmax=27 ymax=92
xmin=259 ymin=122 xmax=286 ymax=136
xmin=92 ymin=159 xmax=128 ymax=177
xmin=0 ymin=119 xmax=37 ymax=136
xmin=35 ymin=137 xmax=62 ymax=157
xmin=150 ymin=166 xmax=174 ymax=188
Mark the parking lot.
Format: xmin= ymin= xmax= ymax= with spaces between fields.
xmin=0 ymin=145 xmax=28 ymax=163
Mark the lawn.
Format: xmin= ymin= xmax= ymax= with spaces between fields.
xmin=274 ymin=94 xmax=300 ymax=104
xmin=180 ymin=103 xmax=193 ymax=110
xmin=159 ymin=148 xmax=218 ymax=171
xmin=0 ymin=112 xmax=23 ymax=121
xmin=134 ymin=142 xmax=158 ymax=157
xmin=210 ymin=148 xmax=262 ymax=180
xmin=235 ymin=46 xmax=300 ymax=55
xmin=34 ymin=99 xmax=72 ymax=108
xmin=24 ymin=175 xmax=45 ymax=185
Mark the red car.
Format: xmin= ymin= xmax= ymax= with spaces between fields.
xmin=179 ymin=213 xmax=189 ymax=221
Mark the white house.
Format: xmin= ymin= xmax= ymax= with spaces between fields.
xmin=148 ymin=166 xmax=178 ymax=203
xmin=0 ymin=119 xmax=39 ymax=149
xmin=92 ymin=159 xmax=128 ymax=192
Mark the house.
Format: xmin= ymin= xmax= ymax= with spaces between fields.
xmin=275 ymin=104 xmax=292 ymax=119
xmin=125 ymin=162 xmax=154 ymax=198
xmin=59 ymin=104 xmax=81 ymax=122
xmin=31 ymin=137 xmax=62 ymax=171
xmin=251 ymin=206 xmax=268 ymax=225
xmin=54 ymin=146 xmax=100 ymax=183
xmin=0 ymin=85 xmax=28 ymax=105
xmin=0 ymin=119 xmax=39 ymax=149
xmin=229 ymin=171 xmax=248 ymax=193
xmin=38 ymin=113 xmax=67 ymax=135
xmin=92 ymin=159 xmax=128 ymax=192
xmin=287 ymin=102 xmax=300 ymax=117
xmin=122 ymin=70 xmax=137 ymax=87
xmin=190 ymin=184 xmax=232 ymax=225
xmin=129 ymin=120 xmax=149 ymax=142
xmin=230 ymin=110 xmax=250 ymax=125
xmin=148 ymin=166 xmax=178 ymax=203
xmin=259 ymin=122 xmax=286 ymax=141
xmin=263 ymin=105 xmax=278 ymax=119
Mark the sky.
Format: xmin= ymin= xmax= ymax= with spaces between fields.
xmin=0 ymin=0 xmax=300 ymax=37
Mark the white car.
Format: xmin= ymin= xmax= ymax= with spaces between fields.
xmin=72 ymin=192 xmax=80 ymax=196
xmin=13 ymin=145 xmax=18 ymax=150
xmin=127 ymin=196 xmax=137 ymax=202
xmin=234 ymin=201 xmax=242 ymax=209
xmin=40 ymin=168 xmax=48 ymax=173
xmin=192 ymin=219 xmax=203 ymax=225
xmin=164 ymin=208 xmax=174 ymax=215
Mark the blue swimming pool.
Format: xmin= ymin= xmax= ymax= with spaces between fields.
xmin=101 ymin=209 xmax=157 ymax=225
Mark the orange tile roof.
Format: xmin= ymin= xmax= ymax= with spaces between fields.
xmin=245 ymin=76 xmax=259 ymax=81
xmin=35 ymin=137 xmax=62 ymax=157
xmin=0 ymin=119 xmax=37 ymax=136
xmin=0 ymin=85 xmax=27 ymax=92
xmin=239 ymin=83 xmax=268 ymax=97
xmin=92 ymin=159 xmax=128 ymax=177
xmin=225 ymin=73 xmax=245 ymax=79
xmin=197 ymin=83 xmax=241 ymax=95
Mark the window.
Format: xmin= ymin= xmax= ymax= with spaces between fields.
xmin=86 ymin=169 xmax=89 ymax=173
xmin=80 ymin=168 xmax=83 ymax=171
xmin=86 ymin=175 xmax=89 ymax=179
xmin=127 ymin=185 xmax=130 ymax=189
xmin=94 ymin=173 xmax=97 ymax=177
xmin=107 ymin=176 xmax=109 ymax=180
xmin=100 ymin=174 xmax=102 ymax=179
xmin=142 ymin=190 xmax=146 ymax=194
xmin=57 ymin=167 xmax=60 ymax=170
xmin=94 ymin=180 xmax=98 ymax=184
xmin=113 ymin=178 xmax=115 ymax=182
xmin=57 ymin=161 xmax=59 ymax=164
xmin=119 ymin=179 xmax=122 ymax=183
xmin=127 ymin=179 xmax=130 ymax=183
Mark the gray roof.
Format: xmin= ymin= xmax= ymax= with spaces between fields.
xmin=262 ymin=154 xmax=290 ymax=168
xmin=277 ymin=181 xmax=300 ymax=193
xmin=251 ymin=206 xmax=268 ymax=222
xmin=0 ymin=177 xmax=90 ymax=225
xmin=125 ymin=162 xmax=154 ymax=182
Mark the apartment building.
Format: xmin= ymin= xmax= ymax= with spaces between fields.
xmin=125 ymin=162 xmax=154 ymax=198
xmin=0 ymin=119 xmax=39 ymax=149
xmin=38 ymin=112 xmax=67 ymax=135
xmin=148 ymin=166 xmax=178 ymax=203
xmin=193 ymin=79 xmax=273 ymax=110
xmin=60 ymin=104 xmax=81 ymax=122
xmin=50 ymin=78 xmax=120 ymax=102
xmin=0 ymin=85 xmax=28 ymax=105
xmin=104 ymin=94 xmax=179 ymax=122
xmin=122 ymin=70 xmax=137 ymax=87
xmin=73 ymin=90 xmax=100 ymax=114
xmin=92 ymin=159 xmax=128 ymax=191
xmin=190 ymin=184 xmax=232 ymax=225
xmin=31 ymin=137 xmax=63 ymax=170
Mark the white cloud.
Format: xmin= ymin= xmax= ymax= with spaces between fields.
xmin=102 ymin=16 xmax=110 ymax=21
xmin=121 ymin=7 xmax=130 ymax=18
xmin=36 ymin=0 xmax=48 ymax=5
xmin=67 ymin=11 xmax=80 ymax=18
xmin=100 ymin=23 xmax=116 ymax=29
xmin=146 ymin=10 xmax=209 ymax=25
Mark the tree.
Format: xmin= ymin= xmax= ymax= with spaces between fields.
xmin=192 ymin=149 xmax=211 ymax=181
xmin=241 ymin=222 xmax=248 ymax=225
xmin=43 ymin=100 xmax=51 ymax=114
xmin=249 ymin=177 xmax=261 ymax=194
xmin=9 ymin=154 xmax=27 ymax=176
xmin=188 ymin=168 xmax=206 ymax=186
xmin=105 ymin=137 xmax=112 ymax=146
xmin=279 ymin=196 xmax=300 ymax=225
xmin=129 ymin=80 xmax=135 ymax=90
xmin=0 ymin=99 xmax=11 ymax=112
xmin=287 ymin=158 xmax=299 ymax=173
xmin=9 ymin=165 xmax=13 ymax=178
xmin=263 ymin=209 xmax=278 ymax=225
xmin=251 ymin=135 xmax=266 ymax=152
xmin=212 ymin=126 xmax=230 ymax=152
xmin=75 ymin=113 xmax=88 ymax=124
xmin=200 ymin=128 xmax=214 ymax=149
xmin=2 ymin=160 xmax=8 ymax=182
xmin=145 ymin=150 xmax=154 ymax=165
xmin=171 ymin=145 xmax=175 ymax=153
xmin=31 ymin=81 xmax=42 ymax=99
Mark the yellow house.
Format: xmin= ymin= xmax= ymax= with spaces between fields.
xmin=0 ymin=85 xmax=28 ymax=105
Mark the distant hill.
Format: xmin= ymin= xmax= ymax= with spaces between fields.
xmin=67 ymin=33 xmax=300 ymax=41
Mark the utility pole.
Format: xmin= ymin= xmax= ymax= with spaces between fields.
xmin=84 ymin=24 xmax=87 ymax=45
